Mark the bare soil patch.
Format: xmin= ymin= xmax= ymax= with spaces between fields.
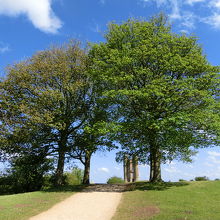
xmin=0 ymin=205 xmax=4 ymax=210
xmin=14 ymin=204 xmax=32 ymax=208
xmin=133 ymin=205 xmax=160 ymax=218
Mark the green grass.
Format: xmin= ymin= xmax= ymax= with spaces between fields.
xmin=0 ymin=185 xmax=83 ymax=220
xmin=112 ymin=181 xmax=220 ymax=220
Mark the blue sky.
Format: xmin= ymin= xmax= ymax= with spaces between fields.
xmin=0 ymin=0 xmax=220 ymax=183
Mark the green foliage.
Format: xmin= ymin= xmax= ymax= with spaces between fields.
xmin=0 ymin=40 xmax=91 ymax=185
xmin=90 ymin=14 xmax=220 ymax=181
xmin=14 ymin=155 xmax=52 ymax=192
xmin=179 ymin=179 xmax=186 ymax=182
xmin=107 ymin=176 xmax=124 ymax=184
xmin=195 ymin=176 xmax=209 ymax=181
xmin=65 ymin=167 xmax=84 ymax=185
xmin=0 ymin=153 xmax=53 ymax=194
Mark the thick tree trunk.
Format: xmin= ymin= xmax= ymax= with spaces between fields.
xmin=149 ymin=153 xmax=154 ymax=181
xmin=149 ymin=147 xmax=162 ymax=182
xmin=82 ymin=152 xmax=91 ymax=184
xmin=55 ymin=149 xmax=66 ymax=186
xmin=55 ymin=133 xmax=67 ymax=186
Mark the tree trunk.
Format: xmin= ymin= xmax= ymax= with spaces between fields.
xmin=149 ymin=153 xmax=154 ymax=181
xmin=55 ymin=133 xmax=67 ymax=186
xmin=55 ymin=149 xmax=66 ymax=186
xmin=149 ymin=147 xmax=162 ymax=182
xmin=82 ymin=152 xmax=91 ymax=184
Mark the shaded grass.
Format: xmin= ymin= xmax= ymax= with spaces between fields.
xmin=0 ymin=185 xmax=84 ymax=220
xmin=112 ymin=181 xmax=220 ymax=220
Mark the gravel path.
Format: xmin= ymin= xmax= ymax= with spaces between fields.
xmin=29 ymin=192 xmax=122 ymax=220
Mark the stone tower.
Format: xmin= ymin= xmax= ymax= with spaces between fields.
xmin=123 ymin=155 xmax=139 ymax=182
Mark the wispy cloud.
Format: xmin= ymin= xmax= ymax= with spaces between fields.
xmin=185 ymin=0 xmax=205 ymax=5
xmin=140 ymin=0 xmax=220 ymax=31
xmin=0 ymin=42 xmax=10 ymax=54
xmin=169 ymin=0 xmax=181 ymax=20
xmin=90 ymin=21 xmax=101 ymax=33
xmin=207 ymin=151 xmax=220 ymax=164
xmin=208 ymin=151 xmax=220 ymax=157
xmin=98 ymin=167 xmax=109 ymax=173
xmin=202 ymin=0 xmax=220 ymax=29
xmin=164 ymin=165 xmax=180 ymax=173
xmin=0 ymin=0 xmax=62 ymax=33
xmin=99 ymin=0 xmax=106 ymax=5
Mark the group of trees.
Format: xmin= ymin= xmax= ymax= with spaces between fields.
xmin=0 ymin=15 xmax=219 ymax=188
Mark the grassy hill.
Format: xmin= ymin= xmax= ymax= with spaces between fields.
xmin=1 ymin=181 xmax=220 ymax=220
xmin=112 ymin=180 xmax=220 ymax=220
xmin=0 ymin=185 xmax=82 ymax=220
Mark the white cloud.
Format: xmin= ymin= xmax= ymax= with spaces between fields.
xmin=90 ymin=22 xmax=101 ymax=33
xmin=98 ymin=167 xmax=109 ymax=173
xmin=164 ymin=166 xmax=180 ymax=173
xmin=208 ymin=151 xmax=220 ymax=157
xmin=0 ymin=42 xmax=10 ymax=53
xmin=185 ymin=0 xmax=205 ymax=5
xmin=210 ymin=0 xmax=220 ymax=9
xmin=99 ymin=0 xmax=106 ymax=4
xmin=0 ymin=0 xmax=62 ymax=33
xmin=206 ymin=151 xmax=220 ymax=164
xmin=140 ymin=0 xmax=220 ymax=31
xmin=181 ymin=11 xmax=196 ymax=29
xmin=204 ymin=162 xmax=214 ymax=167
xmin=202 ymin=0 xmax=220 ymax=30
xmin=169 ymin=0 xmax=181 ymax=20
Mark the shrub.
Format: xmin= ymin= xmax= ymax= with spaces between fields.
xmin=65 ymin=167 xmax=84 ymax=185
xmin=8 ymin=153 xmax=53 ymax=193
xmin=107 ymin=176 xmax=124 ymax=184
xmin=179 ymin=179 xmax=186 ymax=182
xmin=0 ymin=174 xmax=14 ymax=194
xmin=195 ymin=176 xmax=209 ymax=181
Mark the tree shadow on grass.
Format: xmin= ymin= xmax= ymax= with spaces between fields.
xmin=127 ymin=181 xmax=189 ymax=191
xmin=42 ymin=184 xmax=86 ymax=193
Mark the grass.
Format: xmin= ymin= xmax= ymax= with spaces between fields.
xmin=112 ymin=180 xmax=220 ymax=220
xmin=0 ymin=185 xmax=83 ymax=220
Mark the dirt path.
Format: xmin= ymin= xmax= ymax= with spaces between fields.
xmin=29 ymin=192 xmax=122 ymax=220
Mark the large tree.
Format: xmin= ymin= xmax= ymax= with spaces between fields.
xmin=90 ymin=15 xmax=220 ymax=182
xmin=0 ymin=41 xmax=91 ymax=185
xmin=69 ymin=107 xmax=117 ymax=184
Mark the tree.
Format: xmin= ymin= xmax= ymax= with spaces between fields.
xmin=69 ymin=105 xmax=117 ymax=184
xmin=90 ymin=15 xmax=220 ymax=182
xmin=0 ymin=41 xmax=91 ymax=185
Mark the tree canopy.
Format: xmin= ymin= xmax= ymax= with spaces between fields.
xmin=0 ymin=15 xmax=219 ymax=186
xmin=90 ymin=15 xmax=220 ymax=182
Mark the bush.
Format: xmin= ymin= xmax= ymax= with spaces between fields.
xmin=107 ymin=176 xmax=124 ymax=184
xmin=8 ymin=153 xmax=53 ymax=193
xmin=65 ymin=167 xmax=84 ymax=185
xmin=195 ymin=176 xmax=209 ymax=181
xmin=179 ymin=179 xmax=186 ymax=182
xmin=0 ymin=174 xmax=14 ymax=194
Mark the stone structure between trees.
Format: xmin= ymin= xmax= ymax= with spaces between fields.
xmin=123 ymin=155 xmax=139 ymax=182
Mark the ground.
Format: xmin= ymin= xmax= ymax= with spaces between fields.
xmin=29 ymin=192 xmax=122 ymax=220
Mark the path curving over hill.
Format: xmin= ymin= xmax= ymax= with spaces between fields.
xmin=29 ymin=192 xmax=122 ymax=220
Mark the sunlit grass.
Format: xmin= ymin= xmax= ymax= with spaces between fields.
xmin=0 ymin=185 xmax=83 ymax=220
xmin=113 ymin=180 xmax=220 ymax=220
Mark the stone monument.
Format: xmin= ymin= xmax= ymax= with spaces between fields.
xmin=123 ymin=155 xmax=139 ymax=182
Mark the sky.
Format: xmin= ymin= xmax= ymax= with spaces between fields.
xmin=0 ymin=0 xmax=220 ymax=183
